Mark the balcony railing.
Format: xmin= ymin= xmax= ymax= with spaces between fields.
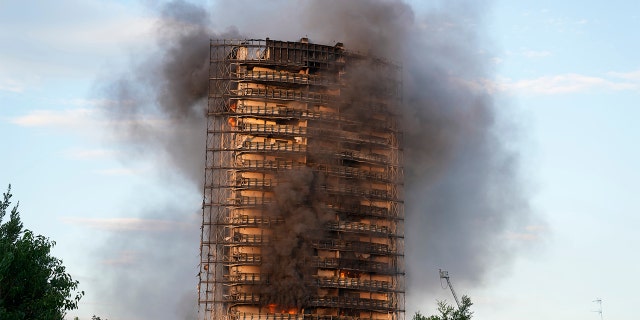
xmin=232 ymin=88 xmax=336 ymax=104
xmin=235 ymin=70 xmax=335 ymax=86
xmin=314 ymin=258 xmax=395 ymax=275
xmin=225 ymin=312 xmax=393 ymax=320
xmin=309 ymin=296 xmax=395 ymax=312
xmin=314 ymin=240 xmax=391 ymax=255
xmin=314 ymin=277 xmax=394 ymax=292
xmin=328 ymin=203 xmax=397 ymax=219
xmin=227 ymin=196 xmax=273 ymax=207
xmin=228 ymin=215 xmax=284 ymax=226
xmin=224 ymin=294 xmax=395 ymax=312
xmin=339 ymin=151 xmax=389 ymax=165
xmin=324 ymin=185 xmax=392 ymax=201
xmin=238 ymin=123 xmax=307 ymax=136
xmin=326 ymin=221 xmax=391 ymax=236
xmin=222 ymin=273 xmax=397 ymax=292
xmin=238 ymin=159 xmax=305 ymax=170
xmin=235 ymin=105 xmax=340 ymax=121
xmin=238 ymin=141 xmax=306 ymax=153
xmin=314 ymin=165 xmax=390 ymax=182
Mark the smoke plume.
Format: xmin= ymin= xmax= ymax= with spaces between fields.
xmin=260 ymin=168 xmax=333 ymax=309
xmin=95 ymin=1 xmax=240 ymax=319
xmin=96 ymin=0 xmax=539 ymax=318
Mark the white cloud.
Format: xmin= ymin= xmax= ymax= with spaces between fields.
xmin=455 ymin=69 xmax=640 ymax=96
xmin=95 ymin=168 xmax=138 ymax=176
xmin=59 ymin=98 xmax=117 ymax=108
xmin=64 ymin=148 xmax=118 ymax=160
xmin=501 ymin=74 xmax=612 ymax=94
xmin=10 ymin=107 xmax=167 ymax=131
xmin=494 ymin=71 xmax=640 ymax=95
xmin=607 ymin=70 xmax=640 ymax=81
xmin=60 ymin=217 xmax=195 ymax=232
xmin=521 ymin=49 xmax=552 ymax=59
xmin=10 ymin=108 xmax=102 ymax=128
xmin=52 ymin=16 xmax=156 ymax=49
xmin=0 ymin=1 xmax=156 ymax=82
xmin=0 ymin=78 xmax=25 ymax=93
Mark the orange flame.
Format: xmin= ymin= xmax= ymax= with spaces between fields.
xmin=266 ymin=303 xmax=296 ymax=314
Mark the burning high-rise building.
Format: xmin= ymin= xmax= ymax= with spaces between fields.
xmin=199 ymin=38 xmax=404 ymax=320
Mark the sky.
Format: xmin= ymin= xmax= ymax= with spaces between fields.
xmin=1 ymin=0 xmax=640 ymax=319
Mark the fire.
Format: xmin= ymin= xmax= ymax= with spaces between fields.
xmin=227 ymin=103 xmax=238 ymax=127
xmin=266 ymin=304 xmax=297 ymax=315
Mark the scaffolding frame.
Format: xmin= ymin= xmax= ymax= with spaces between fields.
xmin=200 ymin=39 xmax=404 ymax=320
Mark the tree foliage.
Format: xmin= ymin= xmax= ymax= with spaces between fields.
xmin=0 ymin=185 xmax=84 ymax=319
xmin=413 ymin=295 xmax=474 ymax=320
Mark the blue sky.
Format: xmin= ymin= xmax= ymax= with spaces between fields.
xmin=1 ymin=0 xmax=639 ymax=319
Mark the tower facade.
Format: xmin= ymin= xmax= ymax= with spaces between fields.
xmin=199 ymin=38 xmax=404 ymax=320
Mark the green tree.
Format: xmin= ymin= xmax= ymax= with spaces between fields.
xmin=0 ymin=185 xmax=84 ymax=319
xmin=413 ymin=295 xmax=474 ymax=320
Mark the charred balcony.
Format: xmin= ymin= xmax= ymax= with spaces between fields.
xmin=226 ymin=312 xmax=390 ymax=320
xmin=223 ymin=294 xmax=397 ymax=313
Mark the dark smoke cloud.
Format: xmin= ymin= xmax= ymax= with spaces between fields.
xmin=95 ymin=1 xmax=241 ymax=319
xmin=95 ymin=0 xmax=540 ymax=318
xmin=215 ymin=0 xmax=539 ymax=308
xmin=101 ymin=0 xmax=241 ymax=185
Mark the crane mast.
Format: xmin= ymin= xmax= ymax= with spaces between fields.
xmin=439 ymin=269 xmax=461 ymax=309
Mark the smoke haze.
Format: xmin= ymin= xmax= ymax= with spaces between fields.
xmin=96 ymin=2 xmax=240 ymax=318
xmin=97 ymin=0 xmax=539 ymax=318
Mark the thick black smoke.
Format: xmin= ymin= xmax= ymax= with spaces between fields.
xmin=103 ymin=0 xmax=240 ymax=185
xmin=259 ymin=168 xmax=333 ymax=309
xmin=97 ymin=0 xmax=539 ymax=318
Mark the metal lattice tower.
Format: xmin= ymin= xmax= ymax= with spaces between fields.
xmin=199 ymin=38 xmax=404 ymax=320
